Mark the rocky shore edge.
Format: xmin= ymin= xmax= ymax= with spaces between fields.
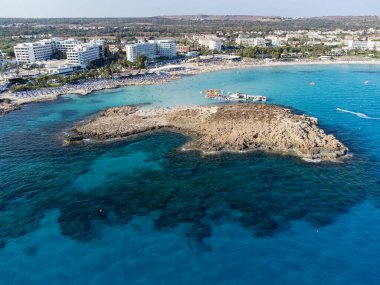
xmin=66 ymin=104 xmax=349 ymax=162
xmin=0 ymin=98 xmax=21 ymax=115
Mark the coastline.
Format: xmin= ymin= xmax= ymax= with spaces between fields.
xmin=0 ymin=74 xmax=172 ymax=115
xmin=1 ymin=57 xmax=380 ymax=116
xmin=180 ymin=57 xmax=380 ymax=76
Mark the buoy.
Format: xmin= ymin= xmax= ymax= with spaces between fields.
xmin=364 ymin=80 xmax=369 ymax=85
xmin=309 ymin=81 xmax=315 ymax=86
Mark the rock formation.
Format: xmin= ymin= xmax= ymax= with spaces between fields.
xmin=69 ymin=104 xmax=348 ymax=161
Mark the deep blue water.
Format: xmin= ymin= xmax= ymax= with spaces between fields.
xmin=1 ymin=65 xmax=380 ymax=285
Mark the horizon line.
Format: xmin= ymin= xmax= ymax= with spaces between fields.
xmin=0 ymin=14 xmax=379 ymax=20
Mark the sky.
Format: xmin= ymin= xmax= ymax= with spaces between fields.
xmin=0 ymin=0 xmax=379 ymax=18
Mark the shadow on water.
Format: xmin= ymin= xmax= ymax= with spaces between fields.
xmin=352 ymin=70 xmax=380 ymax=74
xmin=1 ymin=130 xmax=380 ymax=249
xmin=297 ymin=70 xmax=324 ymax=73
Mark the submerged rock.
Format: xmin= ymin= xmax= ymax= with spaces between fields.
xmin=69 ymin=104 xmax=348 ymax=162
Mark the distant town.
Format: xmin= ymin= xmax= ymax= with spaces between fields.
xmin=1 ymin=16 xmax=380 ymax=93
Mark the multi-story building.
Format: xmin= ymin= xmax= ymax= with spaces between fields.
xmin=235 ymin=36 xmax=266 ymax=47
xmin=208 ymin=39 xmax=223 ymax=51
xmin=193 ymin=35 xmax=223 ymax=51
xmin=176 ymin=45 xmax=191 ymax=54
xmin=347 ymin=40 xmax=370 ymax=50
xmin=368 ymin=40 xmax=380 ymax=51
xmin=51 ymin=38 xmax=81 ymax=55
xmin=254 ymin=38 xmax=267 ymax=47
xmin=125 ymin=40 xmax=177 ymax=63
xmin=155 ymin=40 xmax=177 ymax=58
xmin=66 ymin=42 xmax=104 ymax=67
xmin=125 ymin=42 xmax=157 ymax=63
xmin=14 ymin=38 xmax=104 ymax=66
xmin=268 ymin=37 xmax=285 ymax=47
xmin=14 ymin=40 xmax=53 ymax=63
xmin=236 ymin=36 xmax=254 ymax=46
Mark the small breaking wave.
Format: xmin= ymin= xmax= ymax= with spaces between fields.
xmin=302 ymin=158 xmax=322 ymax=163
xmin=336 ymin=108 xmax=380 ymax=120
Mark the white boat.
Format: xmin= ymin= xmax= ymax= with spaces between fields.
xmin=204 ymin=90 xmax=267 ymax=102
xmin=228 ymin=92 xmax=267 ymax=102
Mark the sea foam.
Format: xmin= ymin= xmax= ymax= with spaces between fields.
xmin=336 ymin=108 xmax=380 ymax=120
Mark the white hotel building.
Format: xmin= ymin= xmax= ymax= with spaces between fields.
xmin=125 ymin=40 xmax=176 ymax=63
xmin=156 ymin=40 xmax=177 ymax=59
xmin=193 ymin=35 xmax=223 ymax=51
xmin=14 ymin=38 xmax=104 ymax=67
xmin=51 ymin=38 xmax=81 ymax=55
xmin=347 ymin=40 xmax=380 ymax=51
xmin=347 ymin=40 xmax=370 ymax=50
xmin=67 ymin=42 xmax=104 ymax=67
xmin=235 ymin=36 xmax=266 ymax=47
xmin=14 ymin=40 xmax=53 ymax=63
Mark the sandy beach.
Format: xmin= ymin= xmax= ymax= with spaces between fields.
xmin=1 ymin=56 xmax=380 ymax=115
xmin=179 ymin=57 xmax=380 ymax=75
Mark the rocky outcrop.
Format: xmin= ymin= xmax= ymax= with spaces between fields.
xmin=0 ymin=99 xmax=20 ymax=115
xmin=70 ymin=104 xmax=348 ymax=161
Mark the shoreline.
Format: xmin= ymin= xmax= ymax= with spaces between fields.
xmin=0 ymin=74 xmax=173 ymax=115
xmin=1 ymin=57 xmax=380 ymax=115
xmin=178 ymin=57 xmax=380 ymax=77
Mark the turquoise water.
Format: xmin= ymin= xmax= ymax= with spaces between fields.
xmin=0 ymin=65 xmax=380 ymax=285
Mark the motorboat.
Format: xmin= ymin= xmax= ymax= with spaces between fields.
xmin=203 ymin=90 xmax=267 ymax=102
xmin=228 ymin=92 xmax=267 ymax=102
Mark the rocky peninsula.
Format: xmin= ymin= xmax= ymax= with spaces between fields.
xmin=67 ymin=104 xmax=348 ymax=161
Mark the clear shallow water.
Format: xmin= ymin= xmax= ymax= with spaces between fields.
xmin=1 ymin=65 xmax=380 ymax=284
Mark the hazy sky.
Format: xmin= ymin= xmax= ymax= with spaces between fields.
xmin=0 ymin=0 xmax=379 ymax=18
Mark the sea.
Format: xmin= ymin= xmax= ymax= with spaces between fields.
xmin=0 ymin=64 xmax=380 ymax=285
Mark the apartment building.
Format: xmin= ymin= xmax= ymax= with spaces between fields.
xmin=125 ymin=40 xmax=176 ymax=62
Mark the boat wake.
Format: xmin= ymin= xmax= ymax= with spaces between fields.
xmin=336 ymin=108 xmax=380 ymax=120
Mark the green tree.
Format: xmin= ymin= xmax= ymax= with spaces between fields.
xmin=99 ymin=66 xmax=112 ymax=78
xmin=135 ymin=55 xmax=147 ymax=69
xmin=88 ymin=69 xmax=98 ymax=79
xmin=272 ymin=51 xmax=280 ymax=60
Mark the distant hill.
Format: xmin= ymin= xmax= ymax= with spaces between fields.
xmin=1 ymin=16 xmax=380 ymax=38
